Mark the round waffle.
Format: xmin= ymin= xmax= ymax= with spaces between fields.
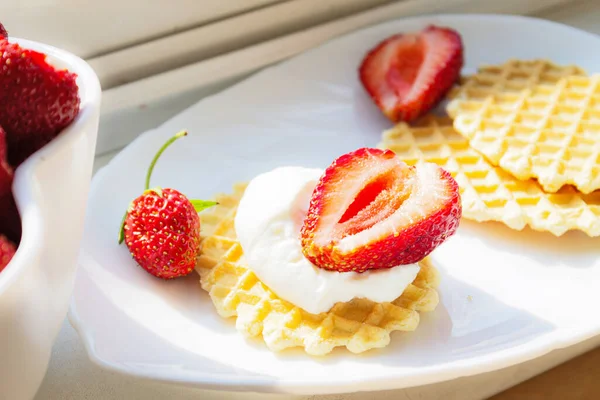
xmin=446 ymin=59 xmax=600 ymax=193
xmin=379 ymin=115 xmax=600 ymax=236
xmin=196 ymin=183 xmax=439 ymax=356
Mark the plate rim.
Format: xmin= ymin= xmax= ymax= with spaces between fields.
xmin=69 ymin=13 xmax=600 ymax=395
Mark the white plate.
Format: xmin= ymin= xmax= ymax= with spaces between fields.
xmin=70 ymin=14 xmax=600 ymax=395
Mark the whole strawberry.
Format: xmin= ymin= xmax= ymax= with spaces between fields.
xmin=0 ymin=126 xmax=20 ymax=243
xmin=0 ymin=126 xmax=13 ymax=197
xmin=0 ymin=234 xmax=16 ymax=273
xmin=0 ymin=193 xmax=20 ymax=243
xmin=0 ymin=32 xmax=80 ymax=166
xmin=119 ymin=131 xmax=216 ymax=279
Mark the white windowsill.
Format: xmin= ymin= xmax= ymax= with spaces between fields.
xmin=93 ymin=0 xmax=571 ymax=155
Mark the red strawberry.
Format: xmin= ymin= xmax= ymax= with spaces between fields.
xmin=301 ymin=148 xmax=461 ymax=272
xmin=0 ymin=125 xmax=13 ymax=197
xmin=0 ymin=234 xmax=16 ymax=273
xmin=0 ymin=36 xmax=80 ymax=166
xmin=0 ymin=193 xmax=20 ymax=244
xmin=0 ymin=23 xmax=7 ymax=38
xmin=359 ymin=25 xmax=463 ymax=123
xmin=119 ymin=131 xmax=216 ymax=280
xmin=0 ymin=125 xmax=18 ymax=244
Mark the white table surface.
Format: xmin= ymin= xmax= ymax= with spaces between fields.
xmin=35 ymin=1 xmax=600 ymax=399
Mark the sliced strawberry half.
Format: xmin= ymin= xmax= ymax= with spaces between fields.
xmin=359 ymin=25 xmax=463 ymax=122
xmin=301 ymin=148 xmax=461 ymax=272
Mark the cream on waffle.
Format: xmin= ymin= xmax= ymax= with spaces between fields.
xmin=379 ymin=115 xmax=600 ymax=236
xmin=446 ymin=59 xmax=600 ymax=193
xmin=195 ymin=183 xmax=440 ymax=356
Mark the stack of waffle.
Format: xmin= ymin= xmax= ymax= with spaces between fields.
xmin=381 ymin=60 xmax=600 ymax=237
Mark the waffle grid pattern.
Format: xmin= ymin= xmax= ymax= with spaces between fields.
xmin=379 ymin=115 xmax=600 ymax=236
xmin=195 ymin=183 xmax=440 ymax=356
xmin=446 ymin=59 xmax=600 ymax=193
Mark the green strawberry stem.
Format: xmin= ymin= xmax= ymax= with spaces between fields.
xmin=118 ymin=131 xmax=218 ymax=244
xmin=145 ymin=130 xmax=187 ymax=190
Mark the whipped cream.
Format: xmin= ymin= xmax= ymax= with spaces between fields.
xmin=234 ymin=166 xmax=420 ymax=314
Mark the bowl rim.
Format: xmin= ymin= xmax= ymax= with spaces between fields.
xmin=0 ymin=38 xmax=102 ymax=294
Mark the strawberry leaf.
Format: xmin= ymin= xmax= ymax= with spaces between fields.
xmin=118 ymin=210 xmax=128 ymax=244
xmin=190 ymin=200 xmax=218 ymax=213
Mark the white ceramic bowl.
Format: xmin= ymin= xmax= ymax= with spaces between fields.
xmin=0 ymin=39 xmax=101 ymax=400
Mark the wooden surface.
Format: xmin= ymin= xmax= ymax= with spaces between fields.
xmin=491 ymin=346 xmax=600 ymax=399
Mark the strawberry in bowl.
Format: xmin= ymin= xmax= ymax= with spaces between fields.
xmin=0 ymin=29 xmax=80 ymax=167
xmin=0 ymin=22 xmax=101 ymax=400
xmin=0 ymin=234 xmax=16 ymax=274
xmin=0 ymin=22 xmax=81 ymax=249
